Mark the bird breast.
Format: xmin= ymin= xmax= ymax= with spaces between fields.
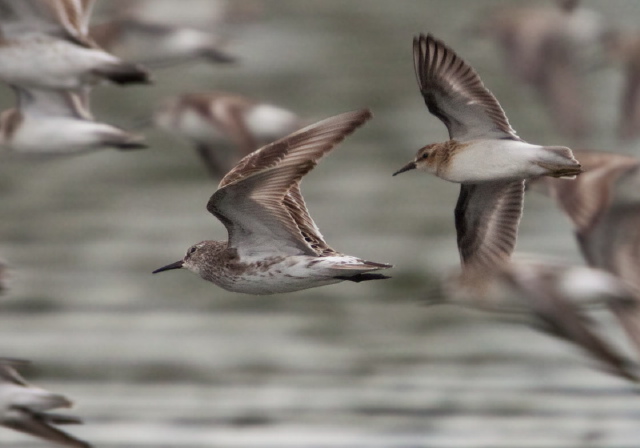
xmin=439 ymin=139 xmax=545 ymax=183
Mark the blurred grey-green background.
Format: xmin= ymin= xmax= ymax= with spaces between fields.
xmin=2 ymin=0 xmax=640 ymax=446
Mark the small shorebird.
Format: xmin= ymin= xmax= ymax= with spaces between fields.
xmin=0 ymin=0 xmax=150 ymax=90
xmin=0 ymin=358 xmax=91 ymax=447
xmin=0 ymin=86 xmax=146 ymax=154
xmin=431 ymin=258 xmax=640 ymax=382
xmin=394 ymin=33 xmax=581 ymax=273
xmin=90 ymin=20 xmax=235 ymax=67
xmin=90 ymin=0 xmax=239 ymax=67
xmin=529 ymin=149 xmax=640 ymax=356
xmin=153 ymin=91 xmax=304 ymax=177
xmin=153 ymin=109 xmax=392 ymax=295
xmin=476 ymin=0 xmax=608 ymax=140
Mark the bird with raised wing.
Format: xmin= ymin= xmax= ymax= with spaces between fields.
xmin=394 ymin=33 xmax=581 ymax=274
xmin=153 ymin=109 xmax=391 ymax=294
xmin=530 ymin=149 xmax=640 ymax=358
xmin=153 ymin=91 xmax=304 ymax=177
xmin=0 ymin=0 xmax=150 ymax=90
xmin=89 ymin=0 xmax=237 ymax=68
xmin=0 ymin=85 xmax=145 ymax=154
xmin=430 ymin=258 xmax=640 ymax=383
xmin=0 ymin=358 xmax=91 ymax=447
xmin=476 ymin=0 xmax=608 ymax=141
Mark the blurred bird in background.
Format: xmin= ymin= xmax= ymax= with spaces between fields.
xmin=529 ymin=149 xmax=640 ymax=359
xmin=153 ymin=91 xmax=306 ymax=177
xmin=0 ymin=358 xmax=90 ymax=448
xmin=89 ymin=0 xmax=249 ymax=67
xmin=0 ymin=0 xmax=149 ymax=155
xmin=476 ymin=0 xmax=609 ymax=142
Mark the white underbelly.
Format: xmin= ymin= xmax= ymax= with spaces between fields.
xmin=212 ymin=256 xmax=370 ymax=295
xmin=9 ymin=118 xmax=116 ymax=153
xmin=0 ymin=37 xmax=117 ymax=89
xmin=245 ymin=105 xmax=299 ymax=142
xmin=177 ymin=110 xmax=226 ymax=143
xmin=444 ymin=140 xmax=543 ymax=183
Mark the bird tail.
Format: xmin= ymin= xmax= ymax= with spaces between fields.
xmin=199 ymin=47 xmax=237 ymax=63
xmin=334 ymin=273 xmax=391 ymax=282
xmin=101 ymin=131 xmax=147 ymax=150
xmin=93 ymin=61 xmax=152 ymax=85
xmin=537 ymin=146 xmax=582 ymax=179
xmin=331 ymin=260 xmax=392 ymax=282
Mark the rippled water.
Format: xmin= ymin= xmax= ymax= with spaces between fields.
xmin=2 ymin=1 xmax=640 ymax=446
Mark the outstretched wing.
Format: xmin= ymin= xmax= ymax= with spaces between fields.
xmin=521 ymin=266 xmax=640 ymax=382
xmin=528 ymin=150 xmax=639 ymax=263
xmin=0 ymin=0 xmax=95 ymax=47
xmin=283 ymin=184 xmax=337 ymax=256
xmin=455 ymin=180 xmax=524 ymax=272
xmin=0 ymin=358 xmax=30 ymax=385
xmin=14 ymin=86 xmax=92 ymax=120
xmin=413 ymin=33 xmax=520 ymax=142
xmin=207 ymin=109 xmax=372 ymax=258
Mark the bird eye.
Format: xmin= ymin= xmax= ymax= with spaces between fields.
xmin=187 ymin=246 xmax=197 ymax=256
xmin=420 ymin=153 xmax=429 ymax=160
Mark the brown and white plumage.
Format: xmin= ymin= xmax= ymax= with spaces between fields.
xmin=395 ymin=33 xmax=579 ymax=274
xmin=530 ymin=150 xmax=638 ymax=243
xmin=0 ymin=0 xmax=95 ymax=45
xmin=413 ymin=32 xmax=520 ymax=142
xmin=153 ymin=92 xmax=304 ymax=177
xmin=0 ymin=85 xmax=146 ymax=153
xmin=208 ymin=110 xmax=362 ymax=258
xmin=477 ymin=1 xmax=608 ymax=140
xmin=0 ymin=358 xmax=91 ymax=447
xmin=89 ymin=0 xmax=237 ymax=67
xmin=0 ymin=0 xmax=150 ymax=89
xmin=455 ymin=181 xmax=524 ymax=272
xmin=433 ymin=259 xmax=640 ymax=383
xmin=153 ymin=109 xmax=391 ymax=294
xmin=530 ymin=149 xmax=640 ymax=358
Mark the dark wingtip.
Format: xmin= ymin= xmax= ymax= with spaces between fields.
xmin=95 ymin=62 xmax=153 ymax=85
xmin=200 ymin=48 xmax=238 ymax=64
xmin=335 ymin=273 xmax=392 ymax=283
xmin=115 ymin=141 xmax=148 ymax=151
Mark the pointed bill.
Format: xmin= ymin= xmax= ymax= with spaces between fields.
xmin=152 ymin=260 xmax=184 ymax=274
xmin=392 ymin=161 xmax=416 ymax=176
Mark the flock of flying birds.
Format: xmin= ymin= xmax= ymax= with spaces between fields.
xmin=1 ymin=0 xmax=640 ymax=447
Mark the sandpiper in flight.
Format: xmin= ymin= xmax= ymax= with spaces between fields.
xmin=153 ymin=109 xmax=391 ymax=294
xmin=0 ymin=0 xmax=150 ymax=90
xmin=89 ymin=0 xmax=237 ymax=67
xmin=153 ymin=91 xmax=304 ymax=177
xmin=429 ymin=257 xmax=640 ymax=382
xmin=530 ymin=149 xmax=640 ymax=358
xmin=476 ymin=0 xmax=608 ymax=141
xmin=0 ymin=358 xmax=91 ymax=447
xmin=394 ymin=33 xmax=581 ymax=273
xmin=0 ymin=85 xmax=146 ymax=154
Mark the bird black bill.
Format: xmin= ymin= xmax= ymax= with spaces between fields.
xmin=152 ymin=260 xmax=184 ymax=274
xmin=392 ymin=161 xmax=417 ymax=176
